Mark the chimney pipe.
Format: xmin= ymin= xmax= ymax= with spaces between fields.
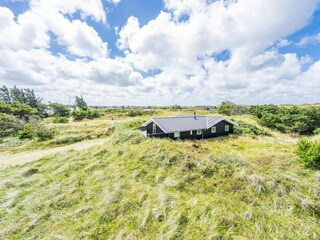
xmin=194 ymin=111 xmax=196 ymax=119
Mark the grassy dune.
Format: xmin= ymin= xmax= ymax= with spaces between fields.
xmin=0 ymin=116 xmax=320 ymax=239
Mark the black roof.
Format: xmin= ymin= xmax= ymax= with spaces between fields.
xmin=142 ymin=115 xmax=236 ymax=133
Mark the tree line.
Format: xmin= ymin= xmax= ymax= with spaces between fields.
xmin=0 ymin=85 xmax=101 ymax=139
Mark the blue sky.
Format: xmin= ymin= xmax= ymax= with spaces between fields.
xmin=279 ymin=9 xmax=320 ymax=60
xmin=0 ymin=0 xmax=320 ymax=105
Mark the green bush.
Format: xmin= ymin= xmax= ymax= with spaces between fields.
xmin=218 ymin=101 xmax=250 ymax=116
xmin=234 ymin=121 xmax=270 ymax=136
xmin=36 ymin=125 xmax=56 ymax=141
xmin=53 ymin=116 xmax=69 ymax=123
xmin=49 ymin=103 xmax=70 ymax=117
xmin=127 ymin=110 xmax=143 ymax=117
xmin=296 ymin=139 xmax=320 ymax=169
xmin=72 ymin=109 xmax=101 ymax=121
xmin=18 ymin=122 xmax=56 ymax=141
xmin=18 ymin=123 xmax=35 ymax=139
xmin=0 ymin=101 xmax=37 ymax=118
xmin=72 ymin=110 xmax=87 ymax=121
xmin=86 ymin=109 xmax=101 ymax=119
xmin=250 ymin=105 xmax=320 ymax=135
xmin=127 ymin=109 xmax=156 ymax=117
xmin=0 ymin=138 xmax=4 ymax=144
xmin=314 ymin=128 xmax=320 ymax=135
xmin=0 ymin=113 xmax=24 ymax=137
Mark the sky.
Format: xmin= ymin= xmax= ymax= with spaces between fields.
xmin=0 ymin=0 xmax=320 ymax=106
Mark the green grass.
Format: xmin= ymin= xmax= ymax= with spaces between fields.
xmin=0 ymin=120 xmax=112 ymax=153
xmin=0 ymin=116 xmax=319 ymax=239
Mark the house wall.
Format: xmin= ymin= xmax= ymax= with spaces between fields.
xmin=146 ymin=122 xmax=166 ymax=137
xmin=202 ymin=120 xmax=234 ymax=139
xmin=146 ymin=120 xmax=234 ymax=139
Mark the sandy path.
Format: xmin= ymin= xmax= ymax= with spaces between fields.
xmin=0 ymin=138 xmax=107 ymax=168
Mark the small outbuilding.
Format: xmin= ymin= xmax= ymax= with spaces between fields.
xmin=140 ymin=114 xmax=236 ymax=139
xmin=203 ymin=106 xmax=217 ymax=110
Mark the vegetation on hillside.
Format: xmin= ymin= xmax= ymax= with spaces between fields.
xmin=1 ymin=88 xmax=320 ymax=238
xmin=49 ymin=103 xmax=70 ymax=117
xmin=250 ymin=105 xmax=320 ymax=135
xmin=0 ymin=121 xmax=319 ymax=239
xmin=0 ymin=86 xmax=106 ymax=146
xmin=296 ymin=139 xmax=320 ymax=169
xmin=234 ymin=120 xmax=271 ymax=137
xmin=218 ymin=101 xmax=250 ymax=116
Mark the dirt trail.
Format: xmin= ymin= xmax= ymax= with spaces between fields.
xmin=0 ymin=138 xmax=107 ymax=168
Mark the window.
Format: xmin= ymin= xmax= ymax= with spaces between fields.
xmin=174 ymin=132 xmax=180 ymax=138
xmin=197 ymin=130 xmax=202 ymax=135
xmin=211 ymin=126 xmax=216 ymax=133
xmin=225 ymin=125 xmax=229 ymax=132
xmin=153 ymin=123 xmax=156 ymax=134
xmin=190 ymin=130 xmax=193 ymax=135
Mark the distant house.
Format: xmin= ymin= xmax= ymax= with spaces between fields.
xmin=140 ymin=114 xmax=236 ymax=139
xmin=204 ymin=106 xmax=217 ymax=110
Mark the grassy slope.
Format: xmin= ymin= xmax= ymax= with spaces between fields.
xmin=0 ymin=120 xmax=111 ymax=154
xmin=0 ymin=115 xmax=320 ymax=239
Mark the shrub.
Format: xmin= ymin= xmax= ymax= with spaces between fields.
xmin=72 ymin=110 xmax=87 ymax=121
xmin=218 ymin=101 xmax=250 ymax=116
xmin=0 ymin=138 xmax=4 ymax=144
xmin=53 ymin=116 xmax=69 ymax=123
xmin=86 ymin=109 xmax=101 ymax=119
xmin=36 ymin=125 xmax=56 ymax=141
xmin=0 ymin=113 xmax=24 ymax=137
xmin=49 ymin=103 xmax=70 ymax=117
xmin=127 ymin=110 xmax=143 ymax=117
xmin=18 ymin=123 xmax=35 ymax=139
xmin=296 ymin=139 xmax=320 ymax=169
xmin=314 ymin=128 xmax=320 ymax=135
xmin=234 ymin=121 xmax=270 ymax=136
xmin=0 ymin=101 xmax=37 ymax=119
xmin=251 ymin=105 xmax=320 ymax=135
xmin=72 ymin=109 xmax=101 ymax=121
xmin=18 ymin=122 xmax=56 ymax=141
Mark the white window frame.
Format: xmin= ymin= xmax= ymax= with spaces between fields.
xmin=153 ymin=123 xmax=157 ymax=134
xmin=225 ymin=125 xmax=229 ymax=132
xmin=211 ymin=126 xmax=216 ymax=133
xmin=190 ymin=130 xmax=193 ymax=135
xmin=174 ymin=132 xmax=180 ymax=138
xmin=197 ymin=130 xmax=202 ymax=135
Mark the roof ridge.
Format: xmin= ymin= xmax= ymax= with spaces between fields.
xmin=153 ymin=115 xmax=211 ymax=119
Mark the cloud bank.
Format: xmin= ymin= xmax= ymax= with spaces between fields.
xmin=0 ymin=0 xmax=319 ymax=105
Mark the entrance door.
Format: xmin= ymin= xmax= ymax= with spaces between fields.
xmin=174 ymin=132 xmax=180 ymax=138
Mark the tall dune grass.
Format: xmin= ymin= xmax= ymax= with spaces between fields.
xmin=0 ymin=120 xmax=319 ymax=239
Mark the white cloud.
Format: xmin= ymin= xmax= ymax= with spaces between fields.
xmin=115 ymin=0 xmax=319 ymax=105
xmin=296 ymin=32 xmax=320 ymax=47
xmin=108 ymin=0 xmax=121 ymax=5
xmin=0 ymin=7 xmax=49 ymax=50
xmin=0 ymin=0 xmax=108 ymax=58
xmin=30 ymin=0 xmax=107 ymax=23
xmin=1 ymin=0 xmax=320 ymax=105
xmin=52 ymin=19 xmax=108 ymax=58
xmin=119 ymin=0 xmax=318 ymax=70
xmin=29 ymin=0 xmax=109 ymax=58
